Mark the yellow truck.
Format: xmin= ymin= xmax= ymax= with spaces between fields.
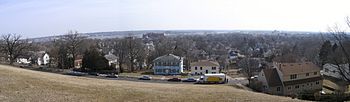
xmin=197 ymin=73 xmax=227 ymax=84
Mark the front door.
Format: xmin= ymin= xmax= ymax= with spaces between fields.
xmin=206 ymin=70 xmax=208 ymax=74
xmin=165 ymin=69 xmax=169 ymax=74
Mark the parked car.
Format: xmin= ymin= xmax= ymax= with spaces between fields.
xmin=168 ymin=78 xmax=182 ymax=82
xmin=139 ymin=75 xmax=152 ymax=80
xmin=182 ymin=77 xmax=196 ymax=82
xmin=106 ymin=74 xmax=118 ymax=78
xmin=66 ymin=71 xmax=87 ymax=76
xmin=98 ymin=74 xmax=108 ymax=77
xmin=88 ymin=72 xmax=99 ymax=76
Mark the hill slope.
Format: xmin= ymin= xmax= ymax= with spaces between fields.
xmin=0 ymin=65 xmax=303 ymax=102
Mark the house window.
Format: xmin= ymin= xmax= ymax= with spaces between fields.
xmin=212 ymin=72 xmax=216 ymax=74
xmin=195 ymin=67 xmax=197 ymax=70
xmin=314 ymin=72 xmax=317 ymax=75
xmin=200 ymin=67 xmax=203 ymax=70
xmin=195 ymin=72 xmax=197 ymax=75
xmin=205 ymin=70 xmax=208 ymax=74
xmin=306 ymin=73 xmax=309 ymax=76
xmin=295 ymin=85 xmax=299 ymax=89
xmin=277 ymin=87 xmax=281 ymax=91
xmin=290 ymin=74 xmax=297 ymax=79
xmin=288 ymin=87 xmax=291 ymax=90
xmin=212 ymin=67 xmax=216 ymax=70
xmin=316 ymin=81 xmax=319 ymax=85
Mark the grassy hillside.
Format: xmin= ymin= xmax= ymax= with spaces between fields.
xmin=0 ymin=65 xmax=304 ymax=102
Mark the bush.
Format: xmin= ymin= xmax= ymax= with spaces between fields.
xmin=297 ymin=90 xmax=349 ymax=101
xmin=82 ymin=47 xmax=109 ymax=71
xmin=141 ymin=71 xmax=153 ymax=75
xmin=249 ymin=80 xmax=262 ymax=92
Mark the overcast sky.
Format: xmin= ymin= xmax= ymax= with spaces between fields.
xmin=1 ymin=0 xmax=350 ymax=38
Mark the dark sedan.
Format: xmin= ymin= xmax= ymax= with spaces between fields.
xmin=182 ymin=78 xmax=197 ymax=82
xmin=167 ymin=78 xmax=182 ymax=82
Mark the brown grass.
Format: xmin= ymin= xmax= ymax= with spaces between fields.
xmin=0 ymin=64 xmax=305 ymax=102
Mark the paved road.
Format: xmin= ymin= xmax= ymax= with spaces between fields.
xmin=16 ymin=65 xmax=249 ymax=85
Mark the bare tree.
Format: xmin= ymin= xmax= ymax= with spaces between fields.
xmin=51 ymin=39 xmax=71 ymax=69
xmin=327 ymin=17 xmax=350 ymax=82
xmin=125 ymin=37 xmax=144 ymax=72
xmin=0 ymin=34 xmax=31 ymax=64
xmin=237 ymin=57 xmax=259 ymax=85
xmin=114 ymin=38 xmax=127 ymax=73
xmin=64 ymin=30 xmax=84 ymax=68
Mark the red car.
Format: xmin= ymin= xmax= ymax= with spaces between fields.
xmin=167 ymin=78 xmax=182 ymax=82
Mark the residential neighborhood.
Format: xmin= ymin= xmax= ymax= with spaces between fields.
xmin=1 ymin=0 xmax=350 ymax=102
xmin=1 ymin=30 xmax=349 ymax=101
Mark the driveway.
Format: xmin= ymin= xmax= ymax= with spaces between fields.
xmin=226 ymin=76 xmax=249 ymax=85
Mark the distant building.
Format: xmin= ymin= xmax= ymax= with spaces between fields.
xmin=258 ymin=62 xmax=323 ymax=96
xmin=228 ymin=50 xmax=244 ymax=64
xmin=190 ymin=60 xmax=220 ymax=75
xmin=104 ymin=53 xmax=118 ymax=68
xmin=38 ymin=53 xmax=50 ymax=65
xmin=153 ymin=54 xmax=183 ymax=75
xmin=321 ymin=63 xmax=350 ymax=81
xmin=29 ymin=51 xmax=50 ymax=66
xmin=16 ymin=52 xmax=33 ymax=64
xmin=74 ymin=55 xmax=83 ymax=68
xmin=142 ymin=32 xmax=165 ymax=40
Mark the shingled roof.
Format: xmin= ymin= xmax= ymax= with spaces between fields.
xmin=276 ymin=62 xmax=320 ymax=75
xmin=190 ymin=60 xmax=220 ymax=67
xmin=263 ymin=68 xmax=283 ymax=87
xmin=153 ymin=54 xmax=182 ymax=62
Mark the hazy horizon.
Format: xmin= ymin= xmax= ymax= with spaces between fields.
xmin=1 ymin=0 xmax=350 ymax=38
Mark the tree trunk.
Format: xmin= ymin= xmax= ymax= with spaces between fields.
xmin=130 ymin=59 xmax=134 ymax=72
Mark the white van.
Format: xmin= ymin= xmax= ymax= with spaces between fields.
xmin=197 ymin=73 xmax=227 ymax=84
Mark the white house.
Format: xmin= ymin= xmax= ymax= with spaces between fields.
xmin=190 ymin=60 xmax=220 ymax=75
xmin=104 ymin=53 xmax=118 ymax=68
xmin=37 ymin=53 xmax=50 ymax=65
xmin=17 ymin=58 xmax=31 ymax=64
xmin=322 ymin=63 xmax=350 ymax=81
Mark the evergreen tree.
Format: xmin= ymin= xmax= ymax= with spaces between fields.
xmin=82 ymin=47 xmax=109 ymax=71
xmin=319 ymin=40 xmax=332 ymax=65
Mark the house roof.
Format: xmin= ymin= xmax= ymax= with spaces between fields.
xmin=276 ymin=62 xmax=320 ymax=75
xmin=263 ymin=68 xmax=283 ymax=87
xmin=31 ymin=51 xmax=47 ymax=59
xmin=104 ymin=54 xmax=118 ymax=61
xmin=153 ymin=54 xmax=181 ymax=62
xmin=190 ymin=60 xmax=220 ymax=67
xmin=283 ymin=76 xmax=322 ymax=86
xmin=191 ymin=60 xmax=220 ymax=66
